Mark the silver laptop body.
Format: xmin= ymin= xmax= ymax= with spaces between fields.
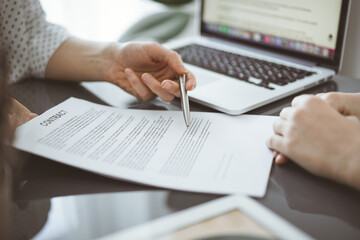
xmin=166 ymin=0 xmax=351 ymax=114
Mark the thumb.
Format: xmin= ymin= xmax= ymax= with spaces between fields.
xmin=27 ymin=113 xmax=38 ymax=121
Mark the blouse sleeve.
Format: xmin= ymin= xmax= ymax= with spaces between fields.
xmin=0 ymin=0 xmax=70 ymax=83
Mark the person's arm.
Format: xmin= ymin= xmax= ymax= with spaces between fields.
xmin=45 ymin=38 xmax=112 ymax=83
xmin=267 ymin=95 xmax=360 ymax=191
xmin=3 ymin=0 xmax=69 ymax=83
xmin=45 ymin=38 xmax=196 ymax=102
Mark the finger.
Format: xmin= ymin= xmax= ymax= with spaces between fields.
xmin=27 ymin=113 xmax=38 ymax=121
xmin=145 ymin=43 xmax=196 ymax=90
xmin=272 ymin=151 xmax=287 ymax=164
xmin=142 ymin=73 xmax=176 ymax=102
xmin=125 ymin=68 xmax=155 ymax=101
xmin=167 ymin=51 xmax=187 ymax=74
xmin=185 ymin=71 xmax=196 ymax=91
xmin=275 ymin=153 xmax=288 ymax=165
xmin=316 ymin=92 xmax=336 ymax=105
xmin=10 ymin=98 xmax=31 ymax=116
xmin=164 ymin=72 xmax=196 ymax=95
xmin=161 ymin=80 xmax=181 ymax=98
xmin=291 ymin=94 xmax=314 ymax=107
xmin=266 ymin=134 xmax=286 ymax=154
xmin=10 ymin=98 xmax=34 ymax=126
xmin=166 ymin=56 xmax=196 ymax=90
xmin=279 ymin=107 xmax=294 ymax=120
xmin=273 ymin=118 xmax=286 ymax=135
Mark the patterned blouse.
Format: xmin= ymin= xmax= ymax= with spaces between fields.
xmin=0 ymin=0 xmax=70 ymax=83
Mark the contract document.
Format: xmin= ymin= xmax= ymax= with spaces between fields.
xmin=13 ymin=98 xmax=276 ymax=197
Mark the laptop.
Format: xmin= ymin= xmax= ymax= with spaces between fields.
xmin=166 ymin=0 xmax=351 ymax=114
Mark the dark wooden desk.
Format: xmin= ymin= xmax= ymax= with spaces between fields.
xmin=9 ymin=75 xmax=360 ymax=240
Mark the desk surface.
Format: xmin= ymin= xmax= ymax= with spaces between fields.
xmin=9 ymin=75 xmax=360 ymax=240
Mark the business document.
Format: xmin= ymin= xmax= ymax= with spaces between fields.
xmin=13 ymin=98 xmax=275 ymax=197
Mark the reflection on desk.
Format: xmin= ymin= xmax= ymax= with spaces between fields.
xmin=11 ymin=199 xmax=50 ymax=239
xmin=272 ymin=161 xmax=360 ymax=230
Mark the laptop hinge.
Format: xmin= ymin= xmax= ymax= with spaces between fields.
xmin=317 ymin=63 xmax=338 ymax=72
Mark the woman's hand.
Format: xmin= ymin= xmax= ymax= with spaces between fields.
xmin=105 ymin=42 xmax=196 ymax=102
xmin=8 ymin=98 xmax=37 ymax=127
xmin=46 ymin=38 xmax=196 ymax=102
xmin=272 ymin=92 xmax=360 ymax=165
xmin=267 ymin=95 xmax=360 ymax=190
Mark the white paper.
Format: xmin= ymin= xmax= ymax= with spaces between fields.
xmin=13 ymin=97 xmax=275 ymax=197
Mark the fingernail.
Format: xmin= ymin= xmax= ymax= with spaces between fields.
xmin=186 ymin=81 xmax=194 ymax=90
xmin=125 ymin=68 xmax=131 ymax=76
xmin=143 ymin=74 xmax=151 ymax=83
xmin=179 ymin=65 xmax=187 ymax=72
xmin=163 ymin=82 xmax=172 ymax=90
xmin=275 ymin=154 xmax=282 ymax=163
xmin=27 ymin=113 xmax=38 ymax=121
xmin=186 ymin=82 xmax=191 ymax=89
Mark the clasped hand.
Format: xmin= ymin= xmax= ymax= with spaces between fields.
xmin=267 ymin=92 xmax=360 ymax=190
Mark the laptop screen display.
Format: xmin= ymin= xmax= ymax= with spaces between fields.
xmin=202 ymin=0 xmax=345 ymax=62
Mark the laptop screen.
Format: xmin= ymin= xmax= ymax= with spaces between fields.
xmin=201 ymin=0 xmax=349 ymax=68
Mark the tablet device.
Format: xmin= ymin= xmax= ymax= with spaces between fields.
xmin=99 ymin=195 xmax=313 ymax=240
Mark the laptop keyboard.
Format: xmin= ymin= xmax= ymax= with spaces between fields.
xmin=174 ymin=44 xmax=316 ymax=90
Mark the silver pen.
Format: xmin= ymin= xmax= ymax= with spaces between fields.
xmin=179 ymin=74 xmax=191 ymax=127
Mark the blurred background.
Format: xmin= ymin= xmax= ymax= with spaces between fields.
xmin=40 ymin=0 xmax=359 ymax=79
xmin=40 ymin=0 xmax=196 ymax=43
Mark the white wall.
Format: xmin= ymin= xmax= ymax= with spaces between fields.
xmin=340 ymin=0 xmax=360 ymax=79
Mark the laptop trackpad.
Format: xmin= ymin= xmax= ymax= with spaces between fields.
xmin=189 ymin=80 xmax=264 ymax=112
xmin=186 ymin=65 xmax=219 ymax=87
